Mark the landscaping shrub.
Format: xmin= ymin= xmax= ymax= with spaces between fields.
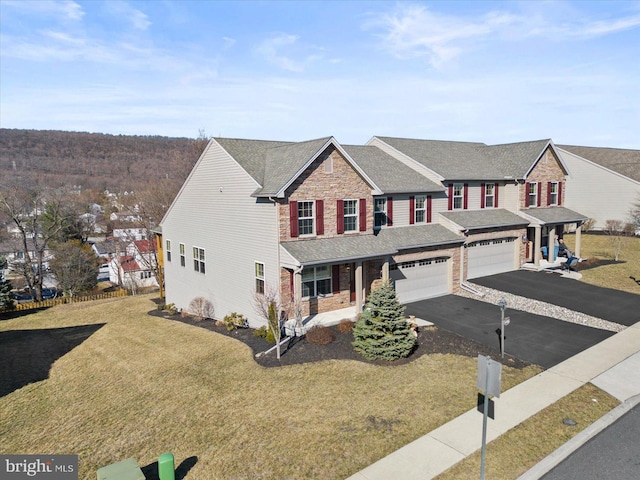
xmin=352 ymin=281 xmax=416 ymax=360
xmin=223 ymin=312 xmax=247 ymax=331
xmin=188 ymin=296 xmax=214 ymax=321
xmin=306 ymin=326 xmax=335 ymax=345
xmin=253 ymin=326 xmax=268 ymax=338
xmin=337 ymin=319 xmax=354 ymax=333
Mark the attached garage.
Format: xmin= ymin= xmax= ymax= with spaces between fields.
xmin=466 ymin=237 xmax=517 ymax=279
xmin=390 ymin=257 xmax=449 ymax=303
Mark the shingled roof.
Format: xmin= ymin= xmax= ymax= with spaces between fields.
xmin=343 ymin=145 xmax=444 ymax=193
xmin=280 ymin=224 xmax=463 ymax=265
xmin=374 ymin=136 xmax=554 ymax=181
xmin=558 ymin=145 xmax=640 ymax=183
xmin=440 ymin=209 xmax=530 ymax=230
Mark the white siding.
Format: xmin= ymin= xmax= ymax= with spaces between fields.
xmin=502 ymin=183 xmax=520 ymax=212
xmin=161 ymin=141 xmax=279 ymax=327
xmin=559 ymin=149 xmax=640 ymax=230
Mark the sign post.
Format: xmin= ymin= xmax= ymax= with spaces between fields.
xmin=498 ymin=298 xmax=508 ymax=358
xmin=477 ymin=355 xmax=502 ymax=480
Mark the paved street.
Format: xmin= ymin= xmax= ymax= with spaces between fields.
xmin=540 ymin=403 xmax=640 ymax=480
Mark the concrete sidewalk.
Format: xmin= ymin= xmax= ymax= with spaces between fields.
xmin=347 ymin=321 xmax=640 ymax=480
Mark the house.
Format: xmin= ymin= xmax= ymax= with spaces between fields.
xmin=159 ymin=136 xmax=586 ymax=327
xmin=557 ymin=145 xmax=640 ymax=230
xmin=108 ymin=255 xmax=157 ymax=291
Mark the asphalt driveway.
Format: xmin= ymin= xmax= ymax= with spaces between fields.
xmin=472 ymin=270 xmax=640 ymax=326
xmin=405 ymin=296 xmax=614 ymax=369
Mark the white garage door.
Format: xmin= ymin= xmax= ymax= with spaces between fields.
xmin=467 ymin=238 xmax=516 ymax=279
xmin=390 ymin=257 xmax=449 ymax=303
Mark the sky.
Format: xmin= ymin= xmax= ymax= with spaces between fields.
xmin=1 ymin=0 xmax=639 ymax=148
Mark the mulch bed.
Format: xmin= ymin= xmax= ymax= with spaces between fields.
xmin=150 ymin=310 xmax=532 ymax=369
xmin=575 ymin=258 xmax=625 ymax=271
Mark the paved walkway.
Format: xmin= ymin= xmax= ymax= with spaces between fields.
xmin=347 ymin=320 xmax=640 ymax=480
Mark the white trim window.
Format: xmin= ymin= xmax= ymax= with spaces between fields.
xmin=255 ymin=262 xmax=265 ymax=294
xmin=179 ymin=243 xmax=185 ymax=267
xmin=549 ymin=182 xmax=559 ymax=205
xmin=298 ymin=200 xmax=314 ymax=236
xmin=453 ymin=183 xmax=464 ymax=209
xmin=415 ymin=195 xmax=427 ymax=223
xmin=528 ymin=182 xmax=538 ymax=207
xmin=484 ymin=183 xmax=495 ymax=208
xmin=302 ymin=266 xmax=332 ymax=298
xmin=166 ymin=240 xmax=171 ymax=262
xmin=343 ymin=199 xmax=358 ymax=232
xmin=193 ymin=246 xmax=205 ymax=274
xmin=374 ymin=198 xmax=387 ymax=228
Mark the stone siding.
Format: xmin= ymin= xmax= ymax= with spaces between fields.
xmin=278 ymin=146 xmax=374 ymax=242
xmin=520 ymin=147 xmax=566 ymax=208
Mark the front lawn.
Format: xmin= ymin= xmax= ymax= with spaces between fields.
xmin=0 ymin=295 xmax=540 ymax=480
xmin=564 ymin=233 xmax=640 ymax=294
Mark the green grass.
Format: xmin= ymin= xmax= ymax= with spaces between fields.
xmin=0 ymin=295 xmax=541 ymax=480
xmin=434 ymin=384 xmax=619 ymax=480
xmin=564 ymin=233 xmax=640 ymax=294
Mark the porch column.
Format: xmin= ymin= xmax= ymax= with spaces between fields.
xmin=534 ymin=226 xmax=542 ymax=266
xmin=575 ymin=224 xmax=582 ymax=258
xmin=381 ymin=257 xmax=389 ymax=282
xmin=355 ymin=261 xmax=363 ymax=312
xmin=548 ymin=226 xmax=556 ymax=263
xmin=294 ymin=269 xmax=302 ymax=307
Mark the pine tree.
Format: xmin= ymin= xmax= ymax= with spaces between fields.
xmin=0 ymin=270 xmax=15 ymax=313
xmin=352 ymin=281 xmax=416 ymax=360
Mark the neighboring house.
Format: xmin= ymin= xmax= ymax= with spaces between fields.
xmin=113 ymin=227 xmax=147 ymax=241
xmin=108 ymin=255 xmax=157 ymax=290
xmin=557 ymin=145 xmax=640 ymax=230
xmin=159 ymin=136 xmax=586 ymax=326
xmin=0 ymin=238 xmax=51 ymax=272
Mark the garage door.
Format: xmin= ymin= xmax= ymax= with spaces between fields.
xmin=390 ymin=257 xmax=449 ymax=303
xmin=467 ymin=238 xmax=516 ymax=279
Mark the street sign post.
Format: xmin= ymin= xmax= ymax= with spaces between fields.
xmin=498 ymin=298 xmax=508 ymax=358
xmin=477 ymin=355 xmax=502 ymax=480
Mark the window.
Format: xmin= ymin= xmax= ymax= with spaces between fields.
xmin=343 ymin=199 xmax=358 ymax=232
xmin=165 ymin=240 xmax=171 ymax=262
xmin=179 ymin=243 xmax=185 ymax=267
xmin=298 ymin=200 xmax=314 ymax=236
xmin=453 ymin=183 xmax=464 ymax=209
xmin=302 ymin=266 xmax=332 ymax=298
xmin=374 ymin=198 xmax=387 ymax=228
xmin=255 ymin=262 xmax=265 ymax=294
xmin=528 ymin=182 xmax=538 ymax=207
xmin=549 ymin=182 xmax=559 ymax=205
xmin=484 ymin=183 xmax=495 ymax=208
xmin=193 ymin=247 xmax=205 ymax=274
xmin=415 ymin=196 xmax=426 ymax=223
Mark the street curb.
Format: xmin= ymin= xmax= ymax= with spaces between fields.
xmin=516 ymin=392 xmax=640 ymax=480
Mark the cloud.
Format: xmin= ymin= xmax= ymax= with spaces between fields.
xmin=256 ymin=33 xmax=321 ymax=72
xmin=364 ymin=3 xmax=640 ymax=68
xmin=105 ymin=1 xmax=151 ymax=31
xmin=1 ymin=0 xmax=85 ymax=21
xmin=364 ymin=4 xmax=517 ymax=68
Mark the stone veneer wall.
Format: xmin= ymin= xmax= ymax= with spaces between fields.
xmin=520 ymin=148 xmax=566 ymax=208
xmin=278 ymin=146 xmax=374 ymax=242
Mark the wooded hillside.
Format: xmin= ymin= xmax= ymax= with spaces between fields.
xmin=0 ymin=129 xmax=204 ymax=193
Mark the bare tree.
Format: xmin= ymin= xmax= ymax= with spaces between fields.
xmin=603 ymin=219 xmax=628 ymax=261
xmin=0 ymin=184 xmax=70 ymax=301
xmin=252 ymin=283 xmax=284 ymax=359
xmin=629 ymin=194 xmax=640 ymax=234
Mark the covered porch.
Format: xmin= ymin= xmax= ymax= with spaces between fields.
xmin=519 ymin=207 xmax=588 ymax=266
